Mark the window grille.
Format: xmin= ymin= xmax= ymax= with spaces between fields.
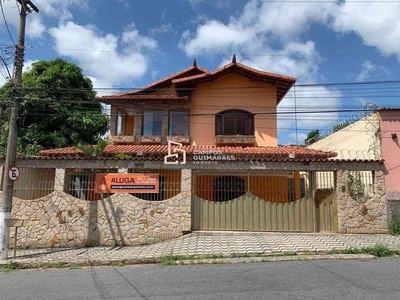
xmin=215 ymin=110 xmax=254 ymax=136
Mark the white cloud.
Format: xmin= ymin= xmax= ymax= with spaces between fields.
xmin=332 ymin=2 xmax=400 ymax=60
xmin=149 ymin=23 xmax=174 ymax=35
xmin=23 ymin=59 xmax=39 ymax=73
xmin=356 ymin=60 xmax=390 ymax=82
xmin=49 ymin=21 xmax=157 ymax=87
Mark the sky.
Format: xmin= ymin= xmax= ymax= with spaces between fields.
xmin=0 ymin=0 xmax=400 ymax=145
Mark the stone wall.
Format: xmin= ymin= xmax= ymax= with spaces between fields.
xmin=1 ymin=169 xmax=191 ymax=249
xmin=337 ymin=169 xmax=388 ymax=233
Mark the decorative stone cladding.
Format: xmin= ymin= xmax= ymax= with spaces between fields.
xmin=215 ymin=135 xmax=256 ymax=146
xmin=109 ymin=135 xmax=136 ymax=144
xmin=337 ymin=169 xmax=388 ymax=233
xmin=1 ymin=169 xmax=191 ymax=248
xmin=137 ymin=136 xmax=162 ymax=144
xmin=167 ymin=136 xmax=190 ymax=144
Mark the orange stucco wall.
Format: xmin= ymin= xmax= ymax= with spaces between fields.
xmin=189 ymin=73 xmax=277 ymax=146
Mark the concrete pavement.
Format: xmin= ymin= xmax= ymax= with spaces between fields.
xmin=1 ymin=232 xmax=399 ymax=267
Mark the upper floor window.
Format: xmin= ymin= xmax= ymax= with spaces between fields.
xmin=169 ymin=111 xmax=189 ymax=136
xmin=215 ymin=110 xmax=254 ymax=136
xmin=143 ymin=110 xmax=162 ymax=136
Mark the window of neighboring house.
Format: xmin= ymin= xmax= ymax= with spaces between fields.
xmin=143 ymin=110 xmax=163 ymax=136
xmin=169 ymin=111 xmax=189 ymax=136
xmin=117 ymin=115 xmax=122 ymax=136
xmin=215 ymin=110 xmax=254 ymax=136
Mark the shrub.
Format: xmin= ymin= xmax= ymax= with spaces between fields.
xmin=389 ymin=212 xmax=400 ymax=236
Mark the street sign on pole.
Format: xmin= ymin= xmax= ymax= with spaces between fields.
xmin=8 ymin=167 xmax=20 ymax=182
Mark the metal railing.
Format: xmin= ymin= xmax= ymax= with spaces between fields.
xmin=193 ymin=171 xmax=309 ymax=203
xmin=64 ymin=168 xmax=117 ymax=200
xmin=348 ymin=171 xmax=375 ymax=203
xmin=128 ymin=169 xmax=182 ymax=201
xmin=10 ymin=168 xmax=55 ymax=200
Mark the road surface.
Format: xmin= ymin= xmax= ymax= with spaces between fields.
xmin=1 ymin=259 xmax=399 ymax=299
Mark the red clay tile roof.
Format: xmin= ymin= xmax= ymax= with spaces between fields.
xmin=38 ymin=145 xmax=337 ymax=161
xmin=97 ymin=95 xmax=190 ymax=104
xmin=172 ymin=62 xmax=297 ymax=104
xmin=100 ymin=64 xmax=208 ymax=99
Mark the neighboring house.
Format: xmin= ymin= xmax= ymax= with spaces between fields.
xmin=308 ymin=109 xmax=400 ymax=214
xmin=307 ymin=113 xmax=381 ymax=160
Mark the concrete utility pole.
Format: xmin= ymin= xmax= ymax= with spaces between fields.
xmin=0 ymin=0 xmax=39 ymax=260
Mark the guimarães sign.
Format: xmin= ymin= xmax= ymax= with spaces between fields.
xmin=95 ymin=173 xmax=159 ymax=193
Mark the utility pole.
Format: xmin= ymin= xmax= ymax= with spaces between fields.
xmin=0 ymin=0 xmax=39 ymax=260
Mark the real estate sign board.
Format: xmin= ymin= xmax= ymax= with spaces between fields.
xmin=95 ymin=173 xmax=159 ymax=193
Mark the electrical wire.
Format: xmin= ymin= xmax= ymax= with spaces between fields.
xmin=0 ymin=0 xmax=16 ymax=45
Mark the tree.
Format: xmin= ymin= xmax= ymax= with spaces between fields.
xmin=333 ymin=120 xmax=351 ymax=132
xmin=0 ymin=59 xmax=109 ymax=155
xmin=304 ymin=129 xmax=321 ymax=145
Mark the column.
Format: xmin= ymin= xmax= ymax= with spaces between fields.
xmin=109 ymin=106 xmax=118 ymax=136
xmin=134 ymin=107 xmax=143 ymax=144
xmin=181 ymin=169 xmax=192 ymax=232
xmin=54 ymin=168 xmax=65 ymax=192
xmin=162 ymin=107 xmax=169 ymax=144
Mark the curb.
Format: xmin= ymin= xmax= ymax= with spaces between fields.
xmin=0 ymin=253 xmax=378 ymax=270
xmin=172 ymin=254 xmax=376 ymax=265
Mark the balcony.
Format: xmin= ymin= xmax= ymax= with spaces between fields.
xmin=215 ymin=135 xmax=256 ymax=146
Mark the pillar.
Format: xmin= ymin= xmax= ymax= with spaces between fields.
xmin=181 ymin=169 xmax=192 ymax=232
xmin=54 ymin=168 xmax=65 ymax=192
xmin=109 ymin=106 xmax=118 ymax=136
xmin=162 ymin=107 xmax=169 ymax=144
xmin=134 ymin=107 xmax=143 ymax=144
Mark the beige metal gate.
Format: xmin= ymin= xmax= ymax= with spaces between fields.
xmin=315 ymin=189 xmax=338 ymax=232
xmin=192 ymin=193 xmax=315 ymax=231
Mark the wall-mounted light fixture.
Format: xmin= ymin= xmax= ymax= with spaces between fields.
xmin=392 ymin=133 xmax=397 ymax=139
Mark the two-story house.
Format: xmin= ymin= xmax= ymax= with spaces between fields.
xmin=100 ymin=56 xmax=295 ymax=148
xmin=37 ymin=56 xmax=356 ymax=238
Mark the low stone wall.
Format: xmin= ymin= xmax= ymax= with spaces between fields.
xmin=0 ymin=186 xmax=191 ymax=249
xmin=337 ymin=170 xmax=388 ymax=233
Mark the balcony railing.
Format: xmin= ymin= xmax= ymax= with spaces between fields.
xmin=215 ymin=135 xmax=256 ymax=146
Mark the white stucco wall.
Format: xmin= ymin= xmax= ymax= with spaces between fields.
xmin=307 ymin=114 xmax=381 ymax=160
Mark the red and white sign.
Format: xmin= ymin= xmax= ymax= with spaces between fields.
xmin=8 ymin=167 xmax=20 ymax=181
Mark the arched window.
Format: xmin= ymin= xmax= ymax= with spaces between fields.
xmin=215 ymin=110 xmax=254 ymax=136
xmin=213 ymin=176 xmax=246 ymax=201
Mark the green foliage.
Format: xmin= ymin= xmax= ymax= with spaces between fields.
xmin=7 ymin=260 xmax=20 ymax=270
xmin=75 ymin=139 xmax=110 ymax=158
xmin=341 ymin=244 xmax=391 ymax=257
xmin=304 ymin=129 xmax=321 ymax=145
xmin=348 ymin=172 xmax=367 ymax=203
xmin=333 ymin=120 xmax=351 ymax=132
xmin=389 ymin=212 xmax=400 ymax=236
xmin=115 ymin=153 xmax=132 ymax=159
xmin=0 ymin=58 xmax=109 ymax=156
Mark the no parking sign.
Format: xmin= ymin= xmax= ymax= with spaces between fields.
xmin=8 ymin=167 xmax=20 ymax=181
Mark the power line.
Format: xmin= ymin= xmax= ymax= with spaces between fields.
xmin=25 ymin=44 xmax=400 ymax=57
xmin=0 ymin=0 xmax=16 ymax=45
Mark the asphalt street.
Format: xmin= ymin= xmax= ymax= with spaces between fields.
xmin=1 ymin=259 xmax=399 ymax=300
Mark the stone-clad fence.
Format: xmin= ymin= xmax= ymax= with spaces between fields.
xmin=0 ymin=159 xmax=391 ymax=248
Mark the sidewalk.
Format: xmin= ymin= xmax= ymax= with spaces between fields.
xmin=1 ymin=232 xmax=400 ymax=266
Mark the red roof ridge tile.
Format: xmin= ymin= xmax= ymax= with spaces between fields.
xmin=102 ymin=65 xmax=208 ymax=98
